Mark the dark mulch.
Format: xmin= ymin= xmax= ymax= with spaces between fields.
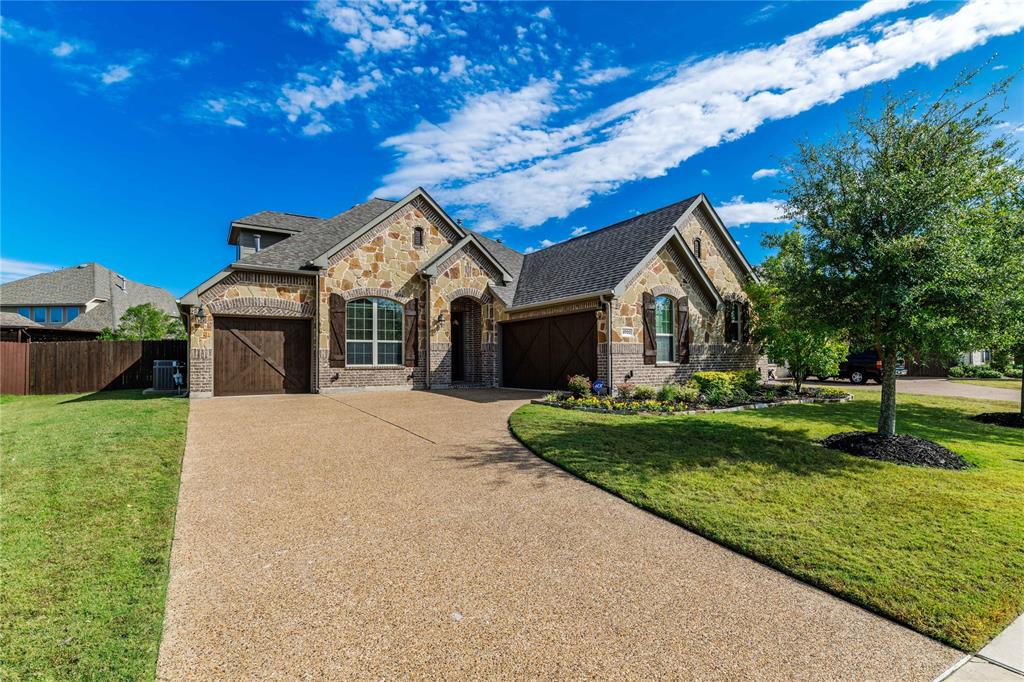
xmin=821 ymin=431 xmax=973 ymax=470
xmin=970 ymin=412 xmax=1024 ymax=428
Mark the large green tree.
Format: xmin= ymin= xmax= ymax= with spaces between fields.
xmin=746 ymin=232 xmax=849 ymax=393
xmin=774 ymin=70 xmax=1022 ymax=435
xmin=99 ymin=303 xmax=185 ymax=341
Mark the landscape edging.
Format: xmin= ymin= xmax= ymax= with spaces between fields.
xmin=530 ymin=393 xmax=852 ymax=416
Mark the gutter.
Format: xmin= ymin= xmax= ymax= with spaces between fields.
xmin=229 ymin=263 xmax=319 ymax=276
xmin=313 ymin=271 xmax=321 ymax=394
xmin=506 ymin=289 xmax=614 ymax=313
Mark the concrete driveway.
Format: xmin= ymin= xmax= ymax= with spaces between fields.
xmin=158 ymin=389 xmax=959 ymax=680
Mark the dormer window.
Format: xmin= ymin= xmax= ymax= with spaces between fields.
xmin=694 ymin=237 xmax=702 ymax=259
xmin=413 ymin=226 xmax=424 ymax=248
xmin=254 ymin=233 xmax=262 ymax=252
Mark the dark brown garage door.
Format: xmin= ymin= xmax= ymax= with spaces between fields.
xmin=214 ymin=316 xmax=311 ymax=396
xmin=501 ymin=311 xmax=597 ymax=390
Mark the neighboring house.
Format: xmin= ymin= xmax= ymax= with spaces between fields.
xmin=181 ymin=187 xmax=759 ymax=397
xmin=0 ymin=263 xmax=178 ymax=335
xmin=0 ymin=311 xmax=101 ymax=341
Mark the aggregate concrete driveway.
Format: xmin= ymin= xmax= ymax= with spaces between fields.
xmin=157 ymin=389 xmax=960 ymax=681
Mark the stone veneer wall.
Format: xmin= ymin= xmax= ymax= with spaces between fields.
xmin=188 ymin=271 xmax=315 ymax=397
xmin=608 ymin=209 xmax=758 ymax=388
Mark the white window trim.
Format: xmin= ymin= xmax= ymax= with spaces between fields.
xmin=347 ymin=298 xmax=404 ymax=367
xmin=655 ymin=295 xmax=675 ymax=363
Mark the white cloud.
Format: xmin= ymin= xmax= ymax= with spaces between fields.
xmin=460 ymin=1 xmax=478 ymax=12
xmin=524 ymin=246 xmax=536 ymax=253
xmin=536 ymin=7 xmax=553 ymax=20
xmin=570 ymin=226 xmax=588 ymax=236
xmin=539 ymin=238 xmax=556 ymax=247
xmin=0 ymin=258 xmax=58 ymax=283
xmin=700 ymin=169 xmax=711 ymax=177
xmin=277 ymin=70 xmax=381 ymax=133
xmin=439 ymin=54 xmax=469 ymax=82
xmin=100 ymin=64 xmax=132 ymax=85
xmin=52 ymin=41 xmax=77 ymax=57
xmin=715 ymin=197 xmax=787 ymax=226
xmin=751 ymin=168 xmax=780 ymax=180
xmin=225 ymin=116 xmax=246 ymax=127
xmin=578 ymin=66 xmax=631 ymax=86
xmin=378 ymin=0 xmax=1024 ymax=230
xmin=307 ymin=0 xmax=431 ymax=57
xmin=992 ymin=63 xmax=1008 ymax=70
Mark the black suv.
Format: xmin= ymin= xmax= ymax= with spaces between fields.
xmin=834 ymin=350 xmax=907 ymax=384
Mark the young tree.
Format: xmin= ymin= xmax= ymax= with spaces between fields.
xmin=776 ymin=70 xmax=1022 ymax=436
xmin=747 ymin=232 xmax=849 ymax=393
xmin=100 ymin=303 xmax=185 ymax=340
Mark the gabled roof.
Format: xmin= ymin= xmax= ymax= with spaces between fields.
xmin=418 ymin=233 xmax=516 ymax=284
xmin=0 ymin=262 xmax=178 ymax=331
xmin=510 ymin=195 xmax=701 ymax=307
xmin=228 ymin=211 xmax=324 ymax=245
xmin=236 ymin=199 xmax=396 ymax=271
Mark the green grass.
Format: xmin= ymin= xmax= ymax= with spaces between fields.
xmin=509 ymin=390 xmax=1024 ymax=652
xmin=949 ymin=377 xmax=1021 ymax=390
xmin=1 ymin=390 xmax=188 ymax=681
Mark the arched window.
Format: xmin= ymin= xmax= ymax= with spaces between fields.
xmin=693 ymin=237 xmax=702 ymax=259
xmin=346 ymin=297 xmax=403 ymax=366
xmin=654 ymin=295 xmax=675 ymax=362
xmin=413 ymin=226 xmax=424 ymax=247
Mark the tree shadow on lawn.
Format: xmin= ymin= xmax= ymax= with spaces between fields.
xmin=60 ymin=389 xmax=175 ymax=404
xmin=744 ymin=400 xmax=1024 ymax=453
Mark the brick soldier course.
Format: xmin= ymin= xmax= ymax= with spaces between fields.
xmin=180 ymin=187 xmax=759 ymax=397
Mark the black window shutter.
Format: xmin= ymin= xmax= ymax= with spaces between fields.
xmin=741 ymin=301 xmax=751 ymax=343
xmin=404 ymin=297 xmax=418 ymax=367
xmin=724 ymin=302 xmax=735 ymax=343
xmin=329 ymin=293 xmax=346 ymax=368
xmin=642 ymin=291 xmax=657 ymax=365
xmin=676 ymin=296 xmax=690 ymax=363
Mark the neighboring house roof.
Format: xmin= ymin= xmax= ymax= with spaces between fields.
xmin=510 ymin=195 xmax=701 ymax=307
xmin=0 ymin=312 xmax=42 ymax=328
xmin=236 ymin=199 xmax=397 ymax=271
xmin=0 ymin=262 xmax=178 ymax=331
xmin=228 ymin=211 xmax=324 ymax=244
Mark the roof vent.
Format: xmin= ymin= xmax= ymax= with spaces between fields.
xmin=495 ymin=237 xmax=503 ymax=243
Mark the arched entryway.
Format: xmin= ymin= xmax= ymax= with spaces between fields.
xmin=450 ymin=296 xmax=482 ymax=385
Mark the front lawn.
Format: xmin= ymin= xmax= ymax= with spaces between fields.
xmin=950 ymin=377 xmax=1021 ymax=390
xmin=509 ymin=390 xmax=1024 ymax=651
xmin=1 ymin=390 xmax=188 ymax=681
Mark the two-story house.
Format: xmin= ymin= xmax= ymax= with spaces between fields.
xmin=180 ymin=188 xmax=759 ymax=397
xmin=0 ymin=262 xmax=178 ymax=339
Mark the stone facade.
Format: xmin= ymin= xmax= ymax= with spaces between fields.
xmin=188 ymin=271 xmax=315 ymax=397
xmin=187 ymin=197 xmax=757 ymax=396
xmin=605 ymin=206 xmax=758 ymax=388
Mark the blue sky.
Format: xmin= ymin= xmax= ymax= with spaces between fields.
xmin=1 ymin=0 xmax=1021 ymax=296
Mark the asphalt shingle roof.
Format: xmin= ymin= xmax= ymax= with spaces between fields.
xmin=468 ymin=231 xmax=524 ymax=306
xmin=0 ymin=312 xmax=41 ymax=328
xmin=0 ymin=263 xmax=178 ymax=331
xmin=509 ymin=195 xmax=699 ymax=307
xmin=232 ymin=211 xmax=324 ymax=233
xmin=238 ymin=199 xmax=396 ymax=271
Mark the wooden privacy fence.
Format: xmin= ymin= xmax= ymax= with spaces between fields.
xmin=0 ymin=340 xmax=186 ymax=395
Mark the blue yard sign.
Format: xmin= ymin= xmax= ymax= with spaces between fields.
xmin=592 ymin=379 xmax=606 ymax=395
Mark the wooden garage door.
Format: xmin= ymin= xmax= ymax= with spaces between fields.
xmin=502 ymin=311 xmax=597 ymax=390
xmin=214 ymin=316 xmax=311 ymax=396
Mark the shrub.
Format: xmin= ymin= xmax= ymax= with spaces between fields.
xmin=974 ymin=366 xmax=1003 ymax=379
xmin=948 ymin=365 xmax=966 ymax=378
xmin=566 ymin=374 xmax=592 ymax=398
xmin=950 ymin=364 xmax=1004 ymax=379
xmin=690 ymin=371 xmax=735 ymax=397
xmin=616 ymin=383 xmax=635 ymax=399
xmin=657 ymin=383 xmax=697 ymax=404
xmin=542 ymin=391 xmax=564 ymax=403
xmin=732 ymin=370 xmax=762 ymax=393
xmin=632 ymin=385 xmax=658 ymax=400
xmin=1005 ymin=367 xmax=1023 ymax=378
xmin=731 ymin=388 xmax=750 ymax=403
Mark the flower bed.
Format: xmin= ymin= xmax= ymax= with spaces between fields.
xmin=536 ymin=384 xmax=851 ymax=416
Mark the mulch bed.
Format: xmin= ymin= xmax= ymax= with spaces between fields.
xmin=821 ymin=431 xmax=973 ymax=470
xmin=970 ymin=412 xmax=1024 ymax=429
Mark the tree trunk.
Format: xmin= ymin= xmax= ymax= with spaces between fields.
xmin=877 ymin=348 xmax=898 ymax=436
xmin=794 ymin=369 xmax=803 ymax=393
xmin=1019 ymin=372 xmax=1023 ymax=420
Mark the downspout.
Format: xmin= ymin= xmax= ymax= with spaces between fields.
xmin=425 ymin=274 xmax=432 ymax=390
xmin=314 ymin=271 xmax=321 ymax=394
xmin=603 ymin=294 xmax=614 ymax=395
